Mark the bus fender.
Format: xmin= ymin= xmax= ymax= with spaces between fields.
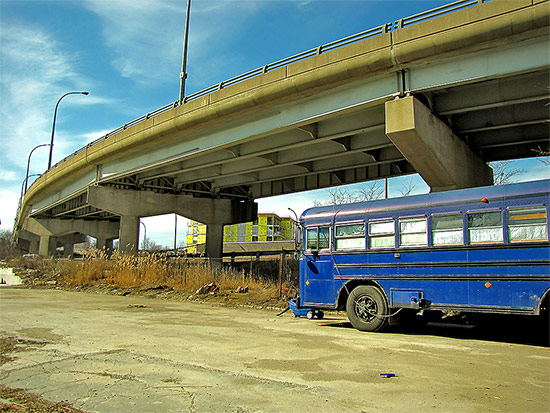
xmin=538 ymin=288 xmax=550 ymax=316
xmin=336 ymin=279 xmax=389 ymax=311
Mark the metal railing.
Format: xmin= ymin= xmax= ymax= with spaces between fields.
xmin=41 ymin=0 xmax=492 ymax=181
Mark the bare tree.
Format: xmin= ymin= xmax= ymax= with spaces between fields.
xmin=490 ymin=161 xmax=525 ymax=185
xmin=315 ymin=181 xmax=384 ymax=206
xmin=141 ymin=237 xmax=163 ymax=251
xmin=399 ymin=178 xmax=418 ymax=197
xmin=314 ymin=187 xmax=357 ymax=206
xmin=0 ymin=229 xmax=17 ymax=259
xmin=532 ymin=146 xmax=550 ymax=166
xmin=356 ymin=181 xmax=384 ymax=201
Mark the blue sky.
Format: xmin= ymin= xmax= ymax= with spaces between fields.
xmin=1 ymin=0 xmax=547 ymax=247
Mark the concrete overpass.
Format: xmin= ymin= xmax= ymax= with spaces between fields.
xmin=15 ymin=0 xmax=550 ymax=258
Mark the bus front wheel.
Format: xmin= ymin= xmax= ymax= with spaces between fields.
xmin=346 ymin=285 xmax=389 ymax=332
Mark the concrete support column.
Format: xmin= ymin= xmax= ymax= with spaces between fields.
xmin=63 ymin=243 xmax=74 ymax=258
xmin=38 ymin=235 xmax=56 ymax=257
xmin=29 ymin=239 xmax=39 ymax=255
xmin=57 ymin=233 xmax=86 ymax=258
xmin=205 ymin=224 xmax=224 ymax=268
xmin=119 ymin=215 xmax=140 ymax=254
xmin=96 ymin=237 xmax=114 ymax=254
xmin=55 ymin=240 xmax=73 ymax=258
xmin=385 ymin=96 xmax=493 ymax=191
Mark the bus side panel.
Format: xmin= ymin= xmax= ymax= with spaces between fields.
xmin=468 ymin=281 xmax=549 ymax=311
xmin=334 ymin=245 xmax=549 ymax=313
xmin=377 ymin=280 xmax=470 ymax=308
xmin=374 ymin=279 xmax=549 ymax=314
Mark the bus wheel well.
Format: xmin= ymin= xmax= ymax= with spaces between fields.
xmin=539 ymin=289 xmax=550 ymax=316
xmin=337 ymin=280 xmax=388 ymax=311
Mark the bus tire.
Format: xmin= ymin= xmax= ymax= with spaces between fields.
xmin=346 ymin=285 xmax=389 ymax=332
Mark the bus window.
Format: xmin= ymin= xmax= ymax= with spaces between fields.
xmin=335 ymin=223 xmax=365 ymax=250
xmin=432 ymin=214 xmax=463 ymax=246
xmin=468 ymin=210 xmax=503 ymax=244
xmin=306 ymin=228 xmax=318 ymax=250
xmin=306 ymin=226 xmax=330 ymax=251
xmin=369 ymin=219 xmax=395 ymax=249
xmin=319 ymin=226 xmax=330 ymax=249
xmin=399 ymin=217 xmax=427 ymax=247
xmin=508 ymin=207 xmax=548 ymax=242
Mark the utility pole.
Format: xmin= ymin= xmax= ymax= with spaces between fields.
xmin=178 ymin=0 xmax=192 ymax=105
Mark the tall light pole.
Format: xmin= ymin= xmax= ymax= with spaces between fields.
xmin=19 ymin=174 xmax=41 ymax=207
xmin=25 ymin=143 xmax=50 ymax=193
xmin=48 ymin=91 xmax=89 ymax=170
xmin=178 ymin=0 xmax=192 ymax=105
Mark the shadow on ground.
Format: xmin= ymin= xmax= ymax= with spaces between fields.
xmin=319 ymin=313 xmax=549 ymax=347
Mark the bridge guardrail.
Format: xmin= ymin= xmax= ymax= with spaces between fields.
xmin=38 ymin=0 xmax=491 ymax=185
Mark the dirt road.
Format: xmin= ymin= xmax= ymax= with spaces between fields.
xmin=0 ymin=288 xmax=548 ymax=412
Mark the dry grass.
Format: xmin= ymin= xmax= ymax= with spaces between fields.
xmin=54 ymin=251 xmax=281 ymax=301
xmin=7 ymin=251 xmax=290 ymax=307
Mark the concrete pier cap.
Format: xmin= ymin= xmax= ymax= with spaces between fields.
xmin=21 ymin=217 xmax=120 ymax=257
xmin=385 ymin=95 xmax=493 ymax=192
xmin=87 ymin=186 xmax=257 ymax=258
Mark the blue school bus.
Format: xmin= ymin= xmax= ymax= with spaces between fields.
xmin=297 ymin=179 xmax=550 ymax=331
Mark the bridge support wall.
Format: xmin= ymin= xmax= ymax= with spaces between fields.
xmin=385 ymin=96 xmax=493 ymax=191
xmin=16 ymin=230 xmax=40 ymax=255
xmin=87 ymin=186 xmax=257 ymax=258
xmin=21 ymin=218 xmax=119 ymax=257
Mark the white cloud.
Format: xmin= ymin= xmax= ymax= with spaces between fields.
xmin=140 ymin=214 xmax=188 ymax=248
xmin=0 ymin=170 xmax=18 ymax=182
xmin=80 ymin=0 xmax=186 ymax=82
xmin=0 ymin=189 xmax=20 ymax=231
xmin=0 ymin=22 xmax=80 ymax=169
xmin=0 ymin=19 xmax=113 ymax=180
xmin=258 ymin=191 xmax=319 ymax=217
xmin=80 ymin=0 xmax=262 ymax=86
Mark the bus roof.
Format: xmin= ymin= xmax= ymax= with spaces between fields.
xmin=300 ymin=179 xmax=550 ymax=223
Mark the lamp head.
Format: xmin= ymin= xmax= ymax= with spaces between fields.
xmin=82 ymin=91 xmax=89 ymax=95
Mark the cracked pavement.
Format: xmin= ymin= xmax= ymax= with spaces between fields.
xmin=1 ymin=288 xmax=548 ymax=412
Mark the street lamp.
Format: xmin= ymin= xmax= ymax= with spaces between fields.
xmin=25 ymin=143 xmax=50 ymax=194
xmin=47 ymin=91 xmax=89 ymax=170
xmin=18 ymin=173 xmax=41 ymax=211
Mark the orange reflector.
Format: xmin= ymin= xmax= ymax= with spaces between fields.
xmin=306 ymin=280 xmax=310 ymax=286
xmin=485 ymin=282 xmax=492 ymax=288
xmin=481 ymin=198 xmax=488 ymax=203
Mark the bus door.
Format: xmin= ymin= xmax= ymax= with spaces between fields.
xmin=301 ymin=225 xmax=335 ymax=306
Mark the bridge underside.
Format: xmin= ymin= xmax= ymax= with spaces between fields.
xmin=33 ymin=68 xmax=548 ymax=222
xmin=19 ymin=0 xmax=550 ymax=256
xmin=25 ymin=67 xmax=549 ymax=256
